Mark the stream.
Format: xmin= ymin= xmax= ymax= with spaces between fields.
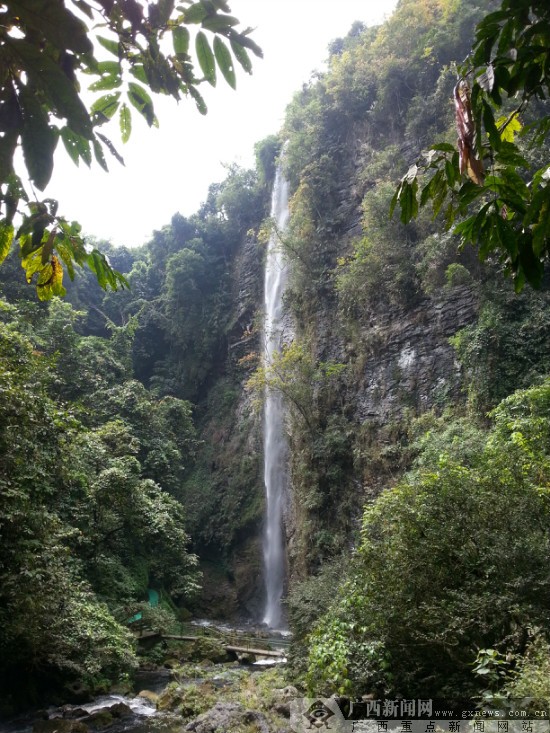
xmin=0 ymin=622 xmax=291 ymax=733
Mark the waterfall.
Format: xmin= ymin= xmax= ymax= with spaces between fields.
xmin=262 ymin=156 xmax=290 ymax=629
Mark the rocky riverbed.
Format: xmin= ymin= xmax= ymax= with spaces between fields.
xmin=1 ymin=642 xmax=296 ymax=733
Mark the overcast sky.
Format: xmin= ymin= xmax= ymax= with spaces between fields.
xmin=46 ymin=0 xmax=398 ymax=248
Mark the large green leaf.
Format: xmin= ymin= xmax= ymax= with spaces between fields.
xmin=184 ymin=3 xmax=208 ymax=24
xmin=96 ymin=133 xmax=125 ymax=166
xmin=202 ymin=14 xmax=240 ymax=32
xmin=86 ymin=249 xmax=129 ymax=291
xmin=93 ymin=139 xmax=109 ymax=172
xmin=60 ymin=127 xmax=92 ymax=167
xmin=97 ymin=36 xmax=121 ymax=58
xmin=9 ymin=0 xmax=92 ymax=55
xmin=127 ymin=82 xmax=157 ymax=126
xmin=10 ymin=39 xmax=93 ymax=138
xmin=119 ymin=103 xmax=132 ymax=144
xmin=19 ymin=88 xmax=58 ymax=190
xmin=213 ymin=37 xmax=235 ymax=89
xmin=154 ymin=0 xmax=176 ymax=26
xmin=196 ymin=31 xmax=216 ymax=85
xmin=88 ymin=75 xmax=122 ymax=92
xmin=91 ymin=93 xmax=121 ymax=122
xmin=228 ymin=30 xmax=263 ymax=59
xmin=189 ymin=85 xmax=207 ymax=115
xmin=229 ymin=38 xmax=252 ymax=74
xmin=173 ymin=26 xmax=190 ymax=56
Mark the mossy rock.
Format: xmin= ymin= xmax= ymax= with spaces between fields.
xmin=157 ymin=681 xmax=216 ymax=720
xmin=185 ymin=636 xmax=231 ymax=664
xmin=33 ymin=721 xmax=89 ymax=733
xmin=82 ymin=711 xmax=113 ymax=729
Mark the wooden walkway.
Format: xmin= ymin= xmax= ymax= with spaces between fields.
xmin=134 ymin=626 xmax=288 ymax=659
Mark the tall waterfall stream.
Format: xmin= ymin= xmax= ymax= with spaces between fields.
xmin=262 ymin=157 xmax=290 ymax=629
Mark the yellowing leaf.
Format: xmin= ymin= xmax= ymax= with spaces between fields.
xmin=0 ymin=221 xmax=14 ymax=265
xmin=497 ymin=112 xmax=522 ymax=143
xmin=36 ymin=255 xmax=66 ymax=300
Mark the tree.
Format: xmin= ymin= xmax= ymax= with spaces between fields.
xmin=0 ymin=299 xmax=200 ymax=706
xmin=0 ymin=0 xmax=261 ymax=299
xmin=306 ymin=381 xmax=550 ymax=698
xmin=391 ymin=0 xmax=550 ymax=291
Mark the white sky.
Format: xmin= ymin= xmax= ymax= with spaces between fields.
xmin=46 ymin=0 xmax=398 ymax=248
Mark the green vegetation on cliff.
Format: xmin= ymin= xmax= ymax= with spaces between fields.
xmin=273 ymin=0 xmax=550 ymax=702
xmin=2 ymin=0 xmax=550 ymax=713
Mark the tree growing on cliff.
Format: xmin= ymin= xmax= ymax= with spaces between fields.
xmin=391 ymin=0 xmax=550 ymax=291
xmin=0 ymin=0 xmax=261 ymax=298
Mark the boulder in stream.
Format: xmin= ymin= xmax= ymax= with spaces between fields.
xmin=33 ymin=720 xmax=89 ymax=733
xmin=185 ymin=701 xmax=269 ymax=733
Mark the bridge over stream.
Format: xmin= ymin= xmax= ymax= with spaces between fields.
xmin=133 ymin=622 xmax=290 ymax=660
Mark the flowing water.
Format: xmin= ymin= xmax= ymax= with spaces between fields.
xmin=262 ymin=157 xmax=290 ymax=629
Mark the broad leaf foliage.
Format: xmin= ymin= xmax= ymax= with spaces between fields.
xmin=391 ymin=0 xmax=550 ymax=291
xmin=0 ymin=0 xmax=261 ymax=298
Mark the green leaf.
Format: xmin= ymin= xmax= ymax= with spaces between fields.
xmin=19 ymin=88 xmax=58 ymax=190
xmin=213 ymin=37 xmax=236 ymax=89
xmin=399 ymin=179 xmax=418 ymax=224
xmin=482 ymin=99 xmax=501 ymax=150
xmin=97 ymin=36 xmax=121 ymax=57
xmin=518 ymin=239 xmax=544 ymax=288
xmin=184 ymin=3 xmax=208 ymax=23
xmin=155 ymin=0 xmax=175 ymax=26
xmin=10 ymin=39 xmax=93 ymax=138
xmin=60 ymin=127 xmax=92 ymax=167
xmin=420 ymin=169 xmax=444 ymax=208
xmin=91 ymin=92 xmax=121 ymax=121
xmin=95 ymin=60 xmax=122 ymax=75
xmin=8 ymin=0 xmax=92 ymax=54
xmin=127 ymin=82 xmax=157 ymax=126
xmin=495 ymin=213 xmax=518 ymax=258
xmin=202 ymin=14 xmax=240 ymax=32
xmin=0 ymin=221 xmax=14 ymax=265
xmin=93 ymin=138 xmax=109 ymax=172
xmin=230 ymin=37 xmax=252 ymax=73
xmin=129 ymin=65 xmax=148 ymax=85
xmin=189 ymin=85 xmax=207 ymax=115
xmin=88 ymin=75 xmax=122 ymax=92
xmin=196 ymin=31 xmax=216 ymax=85
xmin=87 ymin=249 xmax=129 ymax=291
xmin=445 ymin=159 xmax=458 ymax=187
xmin=228 ymin=30 xmax=262 ymax=59
xmin=173 ymin=26 xmax=190 ymax=56
xmin=119 ymin=103 xmax=132 ymax=144
xmin=389 ymin=187 xmax=400 ymax=219
xmin=530 ymin=195 xmax=550 ymax=258
xmin=96 ymin=133 xmax=125 ymax=165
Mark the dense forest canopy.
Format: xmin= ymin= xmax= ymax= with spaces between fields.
xmin=2 ymin=0 xmax=550 ymax=718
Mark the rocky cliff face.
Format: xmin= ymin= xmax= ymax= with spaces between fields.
xmin=276 ymin=111 xmax=487 ymax=582
xmin=184 ymin=233 xmax=267 ymax=621
xmin=341 ymin=287 xmax=478 ymax=424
